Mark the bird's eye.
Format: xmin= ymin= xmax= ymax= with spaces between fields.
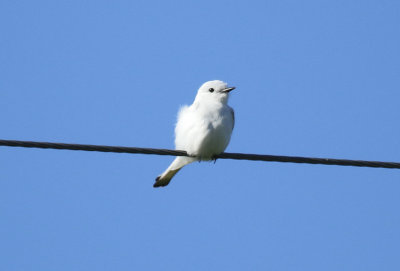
xmin=209 ymin=88 xmax=214 ymax=93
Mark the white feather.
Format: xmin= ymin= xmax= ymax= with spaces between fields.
xmin=154 ymin=80 xmax=235 ymax=187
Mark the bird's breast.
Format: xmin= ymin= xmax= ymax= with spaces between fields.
xmin=175 ymin=103 xmax=233 ymax=159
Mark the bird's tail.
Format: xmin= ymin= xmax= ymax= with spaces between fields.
xmin=154 ymin=156 xmax=195 ymax=188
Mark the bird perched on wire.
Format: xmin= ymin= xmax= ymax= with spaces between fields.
xmin=154 ymin=80 xmax=236 ymax=188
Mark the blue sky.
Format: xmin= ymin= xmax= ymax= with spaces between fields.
xmin=1 ymin=0 xmax=399 ymax=270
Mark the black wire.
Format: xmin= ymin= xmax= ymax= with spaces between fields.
xmin=0 ymin=139 xmax=399 ymax=169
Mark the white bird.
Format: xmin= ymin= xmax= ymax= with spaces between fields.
xmin=154 ymin=80 xmax=236 ymax=188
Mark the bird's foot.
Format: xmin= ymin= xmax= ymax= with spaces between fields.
xmin=212 ymin=156 xmax=218 ymax=164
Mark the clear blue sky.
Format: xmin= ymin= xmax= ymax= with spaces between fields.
xmin=1 ymin=1 xmax=399 ymax=270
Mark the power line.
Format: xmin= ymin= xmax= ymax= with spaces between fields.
xmin=0 ymin=139 xmax=399 ymax=169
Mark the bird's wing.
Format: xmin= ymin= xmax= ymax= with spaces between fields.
xmin=229 ymin=107 xmax=235 ymax=130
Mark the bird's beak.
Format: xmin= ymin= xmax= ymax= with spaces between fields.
xmin=221 ymin=87 xmax=236 ymax=93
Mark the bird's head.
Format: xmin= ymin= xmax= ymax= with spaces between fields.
xmin=194 ymin=80 xmax=235 ymax=104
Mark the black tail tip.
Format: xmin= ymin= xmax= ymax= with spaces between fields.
xmin=153 ymin=176 xmax=167 ymax=188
